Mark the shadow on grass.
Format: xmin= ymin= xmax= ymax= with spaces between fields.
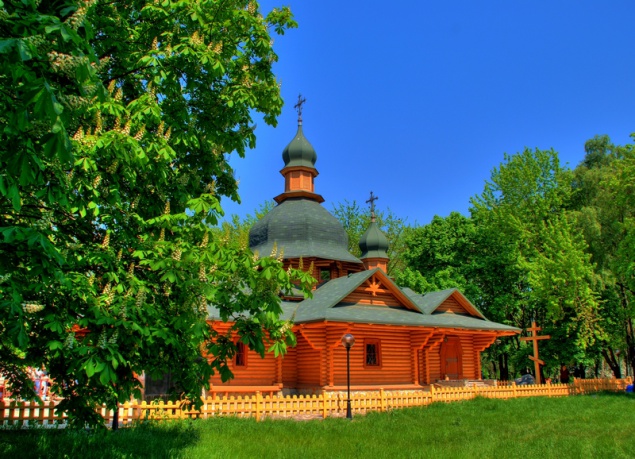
xmin=579 ymin=390 xmax=634 ymax=398
xmin=0 ymin=420 xmax=201 ymax=459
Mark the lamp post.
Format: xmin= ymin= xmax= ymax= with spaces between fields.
xmin=341 ymin=333 xmax=355 ymax=420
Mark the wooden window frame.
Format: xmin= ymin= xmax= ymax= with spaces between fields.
xmin=234 ymin=341 xmax=248 ymax=368
xmin=363 ymin=339 xmax=382 ymax=368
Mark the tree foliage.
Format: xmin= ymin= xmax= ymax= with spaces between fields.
xmin=395 ymin=212 xmax=478 ymax=298
xmin=570 ymin=135 xmax=635 ymax=377
xmin=397 ymin=148 xmax=613 ymax=379
xmin=0 ymin=0 xmax=313 ymax=428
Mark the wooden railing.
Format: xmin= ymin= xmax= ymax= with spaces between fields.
xmin=0 ymin=378 xmax=631 ymax=428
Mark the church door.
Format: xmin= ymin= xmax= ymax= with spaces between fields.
xmin=441 ymin=337 xmax=463 ymax=380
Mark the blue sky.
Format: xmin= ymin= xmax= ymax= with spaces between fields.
xmin=222 ymin=1 xmax=635 ymax=226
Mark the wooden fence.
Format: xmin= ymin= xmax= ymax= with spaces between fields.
xmin=0 ymin=378 xmax=631 ymax=428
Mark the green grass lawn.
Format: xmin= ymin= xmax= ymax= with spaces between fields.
xmin=1 ymin=393 xmax=633 ymax=459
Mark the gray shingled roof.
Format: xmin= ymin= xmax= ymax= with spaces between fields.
xmin=208 ymin=269 xmax=520 ymax=333
xmin=402 ymin=287 xmax=486 ymax=319
xmin=249 ymin=198 xmax=363 ymax=264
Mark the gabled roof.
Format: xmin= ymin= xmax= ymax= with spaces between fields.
xmin=207 ymin=270 xmax=520 ymax=334
xmin=402 ymin=288 xmax=486 ymax=319
xmin=286 ymin=270 xmax=518 ymax=333
xmin=292 ymin=269 xmax=421 ymax=322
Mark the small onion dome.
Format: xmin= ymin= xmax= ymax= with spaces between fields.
xmin=282 ymin=123 xmax=317 ymax=169
xmin=359 ymin=220 xmax=389 ymax=259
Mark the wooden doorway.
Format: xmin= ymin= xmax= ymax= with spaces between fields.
xmin=441 ymin=337 xmax=463 ymax=380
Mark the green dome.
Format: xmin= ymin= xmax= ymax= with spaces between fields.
xmin=359 ymin=221 xmax=389 ymax=259
xmin=282 ymin=123 xmax=317 ymax=169
xmin=249 ymin=198 xmax=362 ymax=264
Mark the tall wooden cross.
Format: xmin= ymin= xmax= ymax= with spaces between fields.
xmin=366 ymin=191 xmax=378 ymax=222
xmin=519 ymin=320 xmax=551 ymax=384
xmin=294 ymin=94 xmax=307 ymax=122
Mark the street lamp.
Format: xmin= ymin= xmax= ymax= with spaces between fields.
xmin=341 ymin=333 xmax=355 ymax=420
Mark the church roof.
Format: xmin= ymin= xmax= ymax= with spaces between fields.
xmin=401 ymin=287 xmax=486 ymax=319
xmin=207 ymin=269 xmax=520 ymax=333
xmin=281 ymin=123 xmax=317 ymax=169
xmin=249 ymin=198 xmax=362 ymax=264
xmin=359 ymin=220 xmax=389 ymax=259
xmin=283 ymin=269 xmax=516 ymax=331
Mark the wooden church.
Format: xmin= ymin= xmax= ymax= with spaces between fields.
xmin=206 ymin=109 xmax=519 ymax=395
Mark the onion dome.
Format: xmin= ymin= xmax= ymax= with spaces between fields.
xmin=359 ymin=220 xmax=389 ymax=259
xmin=274 ymin=105 xmax=322 ymax=205
xmin=249 ymin=199 xmax=362 ymax=264
xmin=281 ymin=123 xmax=317 ymax=169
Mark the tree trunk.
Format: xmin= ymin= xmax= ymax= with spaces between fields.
xmin=499 ymin=353 xmax=509 ymax=381
xmin=627 ymin=318 xmax=635 ymax=377
xmin=618 ymin=284 xmax=634 ymax=376
xmin=112 ymin=400 xmax=119 ymax=431
xmin=602 ymin=349 xmax=622 ymax=378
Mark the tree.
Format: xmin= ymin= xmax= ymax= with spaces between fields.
xmin=395 ymin=212 xmax=480 ymax=299
xmin=331 ymin=200 xmax=408 ymax=275
xmin=471 ymin=148 xmax=602 ymax=377
xmin=571 ymin=135 xmax=635 ymax=377
xmin=0 ymin=0 xmax=313 ymax=428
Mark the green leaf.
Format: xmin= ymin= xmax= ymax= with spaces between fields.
xmin=0 ymin=38 xmax=16 ymax=53
xmin=47 ymin=341 xmax=63 ymax=350
xmin=99 ymin=366 xmax=111 ymax=385
xmin=85 ymin=359 xmax=96 ymax=377
xmin=16 ymin=40 xmax=32 ymax=61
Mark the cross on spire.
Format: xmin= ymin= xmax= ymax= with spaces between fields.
xmin=294 ymin=93 xmax=307 ymax=123
xmin=366 ymin=191 xmax=378 ymax=222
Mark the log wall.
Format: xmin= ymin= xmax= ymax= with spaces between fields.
xmin=342 ymin=291 xmax=401 ymax=307
xmin=426 ymin=336 xmax=444 ymax=383
xmin=281 ymin=346 xmax=297 ymax=387
xmin=208 ymin=348 xmax=278 ymax=387
xmin=328 ymin=325 xmax=414 ymax=386
xmin=436 ymin=297 xmax=468 ymax=314
xmin=458 ymin=335 xmax=476 ymax=379
xmin=208 ymin=321 xmax=503 ymax=391
xmin=295 ymin=327 xmax=325 ymax=387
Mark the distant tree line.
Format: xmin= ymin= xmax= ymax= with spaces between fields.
xmin=392 ymin=135 xmax=635 ymax=380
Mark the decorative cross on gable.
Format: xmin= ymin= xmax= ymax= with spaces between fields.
xmin=294 ymin=94 xmax=307 ymax=122
xmin=519 ymin=320 xmax=551 ymax=384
